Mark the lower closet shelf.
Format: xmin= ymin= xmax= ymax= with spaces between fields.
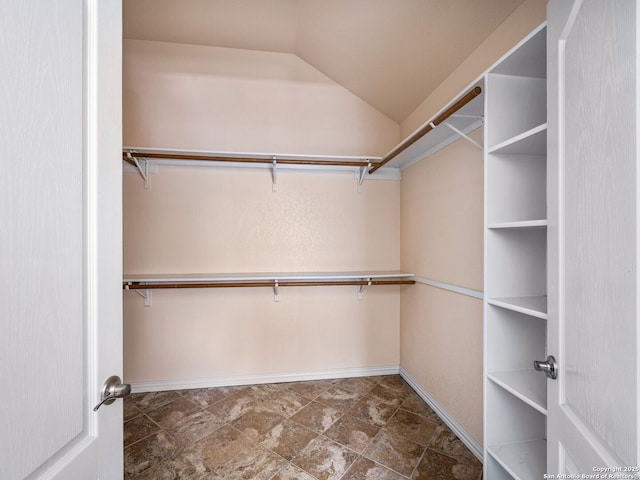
xmin=488 ymin=439 xmax=546 ymax=480
xmin=123 ymin=271 xmax=415 ymax=304
xmin=487 ymin=296 xmax=548 ymax=319
xmin=487 ymin=370 xmax=547 ymax=414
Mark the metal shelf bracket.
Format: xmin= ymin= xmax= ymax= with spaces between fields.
xmin=357 ymin=162 xmax=371 ymax=193
xmin=441 ymin=121 xmax=483 ymax=150
xmin=272 ymin=156 xmax=278 ymax=192
xmin=125 ymin=282 xmax=152 ymax=307
xmin=128 ymin=151 xmax=152 ymax=189
xmin=357 ymin=278 xmax=372 ymax=300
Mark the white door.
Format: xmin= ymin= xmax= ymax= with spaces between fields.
xmin=0 ymin=1 xmax=123 ymax=479
xmin=547 ymin=0 xmax=639 ymax=473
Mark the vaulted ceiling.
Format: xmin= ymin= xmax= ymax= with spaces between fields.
xmin=123 ymin=0 xmax=527 ymax=124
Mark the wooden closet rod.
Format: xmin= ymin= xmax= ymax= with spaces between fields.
xmin=124 ymin=279 xmax=415 ymax=290
xmin=368 ymin=86 xmax=482 ymax=174
xmin=123 ymin=152 xmax=380 ymax=169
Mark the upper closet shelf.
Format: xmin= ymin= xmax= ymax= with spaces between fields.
xmin=124 ymin=83 xmax=486 ymax=188
xmin=371 ymin=83 xmax=485 ymax=172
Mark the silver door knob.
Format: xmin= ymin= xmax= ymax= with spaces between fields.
xmin=533 ymin=355 xmax=558 ymax=380
xmin=93 ymin=375 xmax=131 ymax=411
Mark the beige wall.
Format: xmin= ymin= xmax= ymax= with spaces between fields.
xmin=122 ymin=39 xmax=404 ymax=384
xmin=124 ymin=168 xmax=399 ymax=274
xmin=123 ymin=166 xmax=401 ymax=383
xmin=401 ymin=0 xmax=546 ymax=137
xmin=123 ymin=39 xmax=400 ymax=156
xmin=400 ymin=130 xmax=484 ymax=445
xmin=401 ymin=131 xmax=484 ymax=291
xmin=401 ymin=284 xmax=483 ymax=442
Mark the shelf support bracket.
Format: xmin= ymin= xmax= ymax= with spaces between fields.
xmin=134 ymin=288 xmax=152 ymax=307
xmin=441 ymin=121 xmax=483 ymax=150
xmin=272 ymin=156 xmax=278 ymax=192
xmin=357 ymin=278 xmax=372 ymax=300
xmin=357 ymin=162 xmax=371 ymax=193
xmin=128 ymin=152 xmax=151 ymax=189
xmin=273 ymin=280 xmax=279 ymax=302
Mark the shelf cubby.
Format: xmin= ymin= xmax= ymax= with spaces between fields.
xmin=488 ymin=439 xmax=547 ymax=480
xmin=486 ymin=228 xmax=547 ymax=299
xmin=486 ymin=152 xmax=547 ymax=225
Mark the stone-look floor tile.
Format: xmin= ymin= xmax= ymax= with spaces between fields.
xmin=124 ymin=414 xmax=161 ymax=447
xmin=290 ymin=401 xmax=343 ymax=434
xmin=253 ymin=390 xmax=309 ymax=417
xmin=206 ymin=393 xmax=257 ymax=424
xmin=271 ymin=463 xmax=318 ymax=480
xmin=399 ymin=393 xmax=440 ymax=422
xmin=260 ymin=419 xmax=318 ymax=460
xmin=332 ymin=377 xmax=377 ymax=396
xmin=130 ymin=449 xmax=212 ymax=480
xmin=375 ymin=376 xmax=414 ymax=399
xmin=315 ymin=386 xmax=362 ymax=412
xmin=367 ymin=385 xmax=404 ymax=406
xmin=181 ymin=387 xmax=235 ymax=408
xmin=232 ymin=410 xmax=284 ymax=441
xmin=244 ymin=383 xmax=284 ymax=400
xmin=124 ymin=377 xmax=482 ymax=480
xmin=292 ymin=435 xmax=359 ymax=480
xmin=212 ymin=446 xmax=288 ymax=480
xmin=427 ymin=426 xmax=480 ymax=465
xmin=324 ymin=414 xmax=380 ymax=454
xmin=364 ymin=430 xmax=425 ymax=478
xmin=124 ymin=399 xmax=143 ymax=422
xmin=412 ymin=448 xmax=482 ymax=480
xmin=385 ymin=409 xmax=440 ymax=446
xmin=129 ymin=391 xmax=183 ymax=413
xmin=125 ymin=430 xmax=179 ymax=477
xmin=193 ymin=424 xmax=255 ymax=469
xmin=169 ymin=409 xmax=225 ymax=447
xmin=342 ymin=457 xmax=408 ymax=480
xmin=280 ymin=380 xmax=333 ymax=401
xmin=146 ymin=396 xmax=201 ymax=431
xmin=349 ymin=391 xmax=400 ymax=427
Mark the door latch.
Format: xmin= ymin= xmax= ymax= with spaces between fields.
xmin=533 ymin=355 xmax=558 ymax=380
xmin=93 ymin=375 xmax=131 ymax=411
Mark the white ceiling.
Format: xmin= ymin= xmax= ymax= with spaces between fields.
xmin=123 ymin=0 xmax=527 ymax=124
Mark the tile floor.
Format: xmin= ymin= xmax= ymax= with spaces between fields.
xmin=124 ymin=375 xmax=482 ymax=480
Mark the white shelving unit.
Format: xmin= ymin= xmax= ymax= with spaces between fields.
xmin=484 ymin=25 xmax=548 ymax=479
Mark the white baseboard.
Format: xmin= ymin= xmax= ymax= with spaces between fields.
xmin=399 ymin=367 xmax=483 ymax=462
xmin=130 ymin=364 xmax=400 ymax=394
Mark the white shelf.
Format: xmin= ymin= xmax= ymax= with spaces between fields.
xmin=123 ymin=271 xmax=414 ymax=284
xmin=488 ymin=220 xmax=547 ymax=230
xmin=488 ymin=124 xmax=547 ymax=156
xmin=487 ymin=296 xmax=547 ymax=319
xmin=488 ymin=439 xmax=546 ymax=480
xmin=488 ymin=370 xmax=547 ymax=414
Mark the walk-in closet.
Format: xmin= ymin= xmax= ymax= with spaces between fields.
xmin=4 ymin=1 xmax=639 ymax=479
